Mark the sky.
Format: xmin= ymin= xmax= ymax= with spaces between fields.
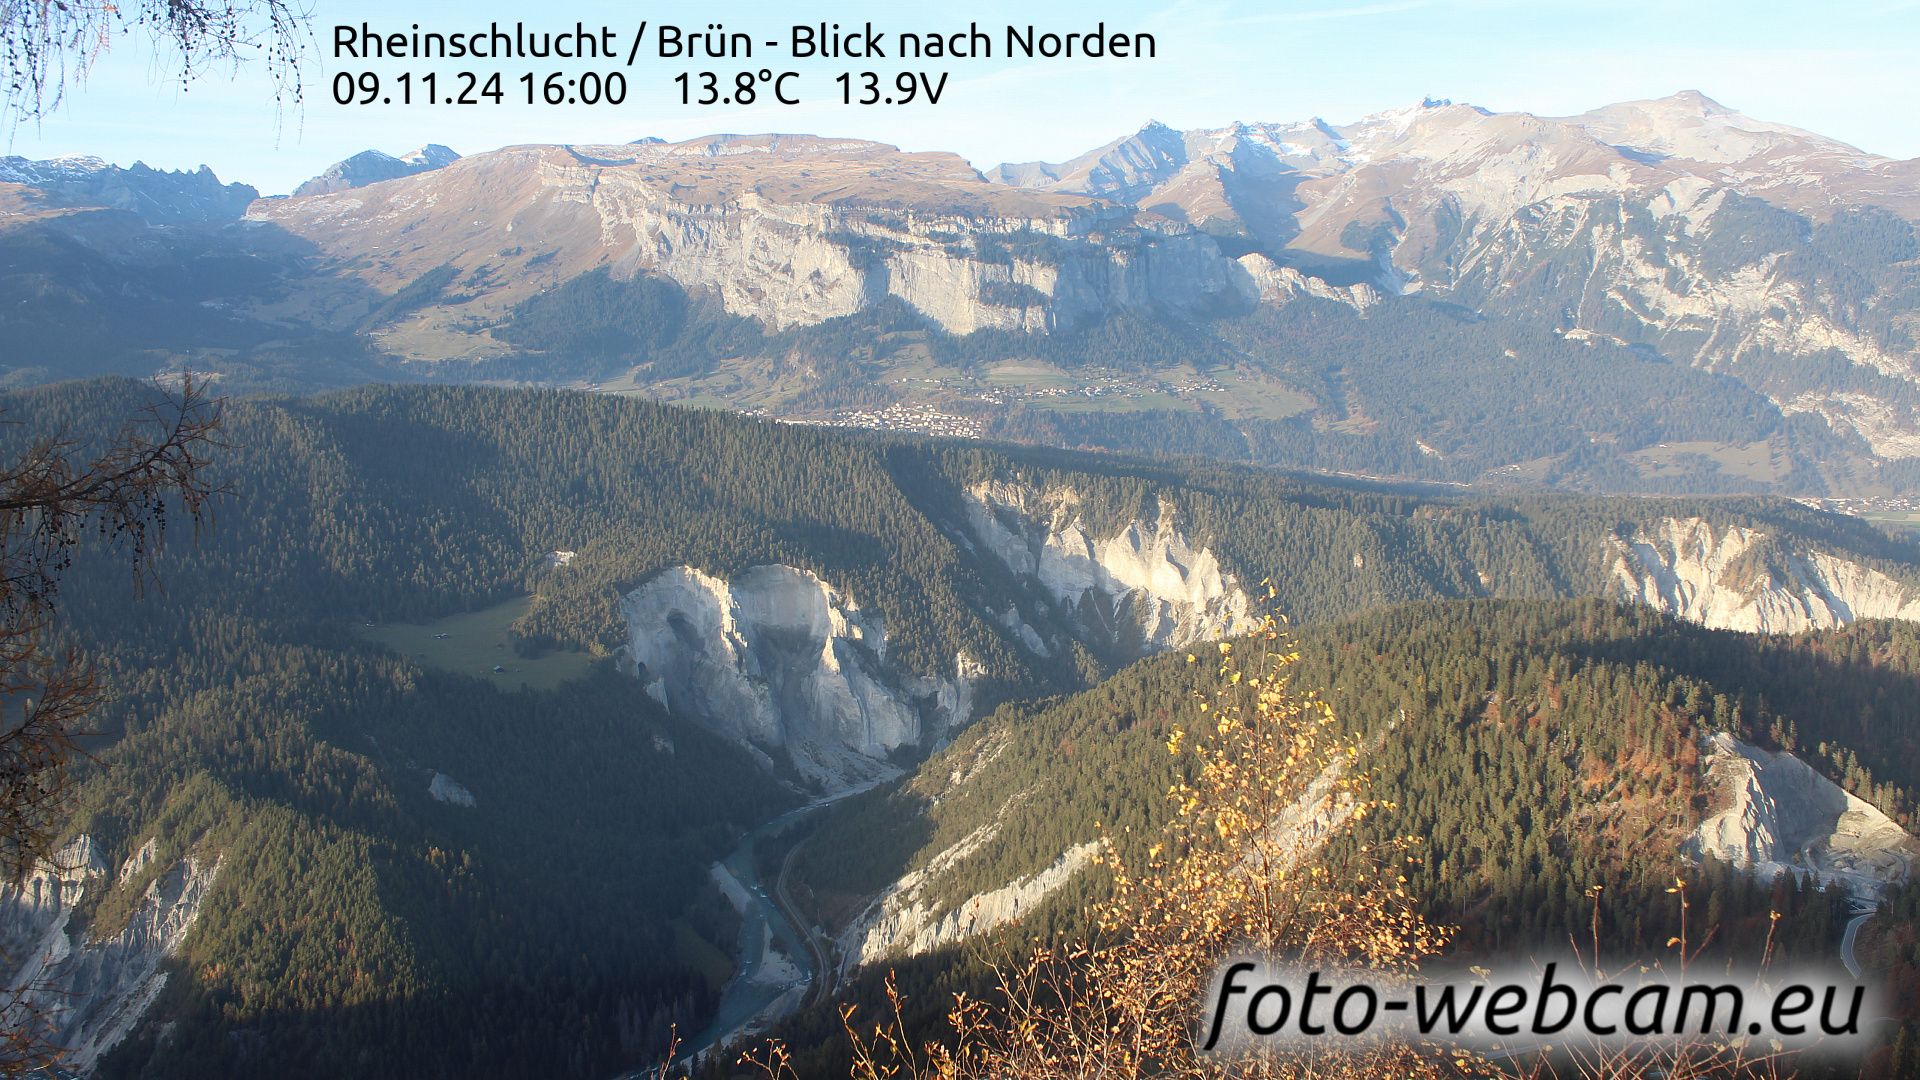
xmin=5 ymin=0 xmax=1918 ymax=195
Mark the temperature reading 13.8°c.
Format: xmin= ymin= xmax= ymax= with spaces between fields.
xmin=675 ymin=70 xmax=800 ymax=105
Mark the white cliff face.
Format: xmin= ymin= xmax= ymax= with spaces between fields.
xmin=0 ymin=836 xmax=103 ymax=949
xmin=1234 ymin=253 xmax=1379 ymax=313
xmin=963 ymin=479 xmax=1250 ymax=653
xmin=0 ymin=836 xmax=221 ymax=1072
xmin=837 ymin=836 xmax=1100 ymax=973
xmin=1609 ymin=517 xmax=1920 ymax=633
xmin=839 ymin=754 xmax=1350 ymax=971
xmin=429 ymin=772 xmax=477 ymax=807
xmin=1690 ymin=734 xmax=1916 ymax=899
xmin=622 ymin=565 xmax=978 ymax=789
xmin=598 ymin=190 xmax=1240 ymax=335
xmin=256 ymin=138 xmax=1246 ymax=341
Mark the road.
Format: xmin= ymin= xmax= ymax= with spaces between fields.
xmin=1841 ymin=898 xmax=1875 ymax=980
xmin=774 ymin=827 xmax=835 ymax=1010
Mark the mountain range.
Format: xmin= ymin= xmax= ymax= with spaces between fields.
xmin=4 ymin=92 xmax=1918 ymax=498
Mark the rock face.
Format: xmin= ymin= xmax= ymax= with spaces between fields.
xmin=621 ymin=565 xmax=979 ymax=789
xmin=1690 ymin=734 xmax=1916 ymax=898
xmin=962 ymin=479 xmax=1250 ymax=653
xmin=993 ymin=95 xmax=1920 ymax=456
xmin=988 ymin=120 xmax=1192 ymax=201
xmin=838 ymin=753 xmax=1350 ymax=972
xmin=837 ymin=836 xmax=1100 ymax=973
xmin=0 ymin=155 xmax=258 ymax=223
xmin=294 ymin=144 xmax=461 ymax=197
xmin=429 ymin=772 xmax=477 ymax=807
xmin=0 ymin=836 xmax=221 ymax=1072
xmin=1609 ymin=517 xmax=1920 ymax=632
xmin=108 ymin=101 xmax=1920 ymax=476
xmin=1234 ymin=253 xmax=1379 ymax=312
xmin=251 ymin=135 xmax=1247 ymax=342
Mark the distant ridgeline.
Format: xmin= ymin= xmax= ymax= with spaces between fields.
xmin=6 ymin=380 xmax=1920 ymax=1077
xmin=7 ymin=96 xmax=1920 ymax=497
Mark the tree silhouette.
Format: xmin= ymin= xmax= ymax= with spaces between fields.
xmin=0 ymin=378 xmax=223 ymax=880
xmin=2 ymin=0 xmax=310 ymax=126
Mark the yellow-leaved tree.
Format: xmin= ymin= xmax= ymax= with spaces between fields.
xmin=734 ymin=609 xmax=1809 ymax=1079
xmin=746 ymin=612 xmax=1460 ymax=1079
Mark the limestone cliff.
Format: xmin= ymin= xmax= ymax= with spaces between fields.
xmin=1609 ymin=517 xmax=1920 ymax=632
xmin=621 ymin=564 xmax=980 ymax=790
xmin=618 ymin=483 xmax=1251 ymax=790
xmin=252 ymin=136 xmax=1248 ymax=341
xmin=1690 ymin=734 xmax=1916 ymax=898
xmin=836 ymin=836 xmax=1100 ymax=974
xmin=837 ymin=754 xmax=1350 ymax=972
xmin=962 ymin=479 xmax=1250 ymax=653
xmin=1234 ymin=254 xmax=1379 ymax=312
xmin=0 ymin=836 xmax=221 ymax=1072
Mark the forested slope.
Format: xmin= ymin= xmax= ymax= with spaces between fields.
xmin=8 ymin=381 xmax=1919 ymax=1076
xmin=772 ymin=599 xmax=1920 ymax=1077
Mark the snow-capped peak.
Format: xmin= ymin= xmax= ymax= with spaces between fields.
xmin=399 ymin=144 xmax=461 ymax=168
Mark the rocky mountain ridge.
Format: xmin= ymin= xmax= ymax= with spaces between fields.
xmin=243 ymin=134 xmax=1245 ymax=342
xmin=293 ymin=143 xmax=462 ymax=197
xmin=994 ymin=92 xmax=1918 ymax=244
xmin=5 ymin=95 xmax=1920 ymax=496
xmin=995 ymin=94 xmax=1920 ymax=460
xmin=0 ymin=154 xmax=257 ymax=224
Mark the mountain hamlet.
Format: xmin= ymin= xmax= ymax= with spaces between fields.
xmin=3 ymin=92 xmax=1920 ymax=1078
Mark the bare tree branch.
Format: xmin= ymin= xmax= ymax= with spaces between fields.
xmin=2 ymin=0 xmax=313 ymax=129
xmin=0 ymin=376 xmax=226 ymax=884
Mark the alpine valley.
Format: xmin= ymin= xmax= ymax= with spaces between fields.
xmin=5 ymin=91 xmax=1920 ymax=1079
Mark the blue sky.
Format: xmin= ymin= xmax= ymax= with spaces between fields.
xmin=6 ymin=0 xmax=1917 ymax=194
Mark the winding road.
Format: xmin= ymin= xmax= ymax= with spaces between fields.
xmin=775 ymin=829 xmax=835 ymax=1010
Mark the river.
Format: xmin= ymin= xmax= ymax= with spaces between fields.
xmin=683 ymin=781 xmax=878 ymax=1065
